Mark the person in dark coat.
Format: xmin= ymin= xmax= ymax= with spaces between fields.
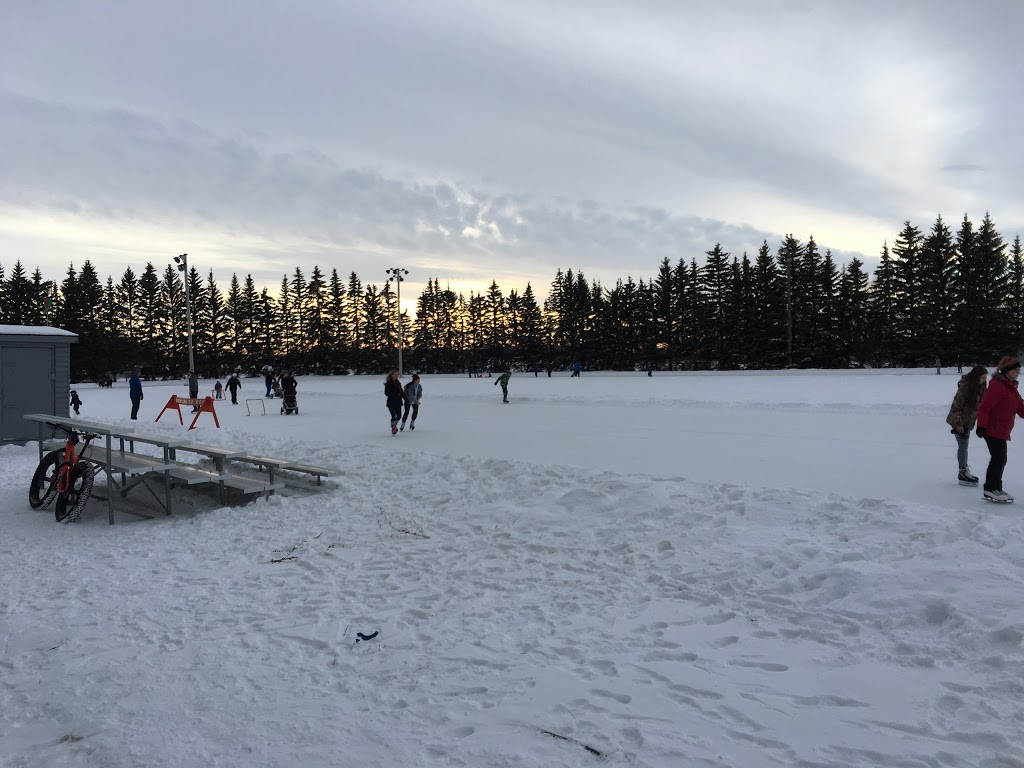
xmin=946 ymin=365 xmax=987 ymax=486
xmin=188 ymin=370 xmax=200 ymax=412
xmin=264 ymin=369 xmax=275 ymax=398
xmin=129 ymin=367 xmax=144 ymax=420
xmin=976 ymin=356 xmax=1024 ymax=502
xmin=279 ymin=370 xmax=297 ymax=397
xmin=70 ymin=390 xmax=82 ymax=416
xmin=384 ymin=370 xmax=405 ymax=435
xmin=225 ymin=373 xmax=242 ymax=404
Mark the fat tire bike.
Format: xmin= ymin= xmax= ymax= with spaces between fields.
xmin=29 ymin=422 xmax=100 ymax=523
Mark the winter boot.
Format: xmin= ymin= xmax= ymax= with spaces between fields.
xmin=958 ymin=467 xmax=979 ymax=486
xmin=410 ymin=422 xmax=415 ymax=430
xmin=400 ymin=422 xmax=405 ymax=431
xmin=391 ymin=424 xmax=398 ymax=435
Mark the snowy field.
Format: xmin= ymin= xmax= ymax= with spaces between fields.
xmin=2 ymin=369 xmax=1023 ymax=767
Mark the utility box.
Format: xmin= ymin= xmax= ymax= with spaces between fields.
xmin=0 ymin=325 xmax=78 ymax=443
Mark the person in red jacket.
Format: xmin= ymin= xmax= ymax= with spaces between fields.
xmin=976 ymin=356 xmax=1024 ymax=502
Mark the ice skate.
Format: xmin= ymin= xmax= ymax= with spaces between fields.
xmin=958 ymin=467 xmax=979 ymax=486
xmin=984 ymin=489 xmax=1013 ymax=503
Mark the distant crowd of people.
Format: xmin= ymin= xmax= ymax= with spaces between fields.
xmin=87 ymin=357 xmax=1024 ymax=506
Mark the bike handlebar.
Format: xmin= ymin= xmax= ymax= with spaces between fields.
xmin=45 ymin=422 xmax=101 ymax=441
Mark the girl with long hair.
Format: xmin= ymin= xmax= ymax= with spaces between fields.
xmin=946 ymin=365 xmax=988 ymax=486
xmin=384 ymin=370 xmax=405 ymax=435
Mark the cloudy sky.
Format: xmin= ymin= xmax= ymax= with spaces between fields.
xmin=2 ymin=0 xmax=1022 ymax=306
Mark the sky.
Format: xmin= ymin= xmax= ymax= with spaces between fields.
xmin=3 ymin=370 xmax=1022 ymax=766
xmin=2 ymin=0 xmax=1023 ymax=308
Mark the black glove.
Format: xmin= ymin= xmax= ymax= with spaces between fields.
xmin=976 ymin=426 xmax=987 ymax=438
xmin=493 ymin=380 xmax=497 ymax=385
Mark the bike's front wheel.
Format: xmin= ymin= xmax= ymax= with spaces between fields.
xmin=29 ymin=450 xmax=63 ymax=509
xmin=55 ymin=462 xmax=95 ymax=523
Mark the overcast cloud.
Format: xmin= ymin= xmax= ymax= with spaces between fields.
xmin=1 ymin=0 xmax=1022 ymax=302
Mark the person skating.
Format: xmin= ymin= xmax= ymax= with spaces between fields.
xmin=226 ymin=373 xmax=241 ymax=404
xmin=70 ymin=389 xmax=82 ymax=416
xmin=385 ymin=370 xmax=405 ymax=434
xmin=945 ymin=365 xmax=987 ymax=486
xmin=214 ymin=380 xmax=224 ymax=399
xmin=129 ymin=367 xmax=144 ymax=420
xmin=264 ymin=369 xmax=275 ymax=398
xmin=495 ymin=370 xmax=511 ymax=403
xmin=401 ymin=374 xmax=422 ymax=431
xmin=976 ymin=356 xmax=1024 ymax=502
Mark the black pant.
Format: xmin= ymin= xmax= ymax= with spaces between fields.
xmin=130 ymin=395 xmax=141 ymax=420
xmin=402 ymin=402 xmax=419 ymax=424
xmin=984 ymin=435 xmax=1008 ymax=492
xmin=229 ymin=389 xmax=238 ymax=404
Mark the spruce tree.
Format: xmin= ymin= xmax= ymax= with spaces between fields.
xmin=1007 ymin=235 xmax=1024 ymax=355
xmin=891 ymin=221 xmax=925 ymax=363
xmin=136 ymin=263 xmax=163 ymax=372
xmin=953 ymin=215 xmax=979 ymax=362
xmin=869 ymin=243 xmax=899 ymax=365
xmin=973 ymin=212 xmax=1010 ymax=359
xmin=224 ymin=274 xmax=243 ymax=359
xmin=838 ymin=258 xmax=871 ymax=365
xmin=5 ymin=261 xmax=32 ymax=325
xmin=776 ymin=235 xmax=805 ymax=366
xmin=917 ymin=214 xmax=956 ymax=364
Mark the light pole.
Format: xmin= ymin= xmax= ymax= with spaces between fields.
xmin=173 ymin=253 xmax=196 ymax=374
xmin=386 ymin=267 xmax=409 ymax=376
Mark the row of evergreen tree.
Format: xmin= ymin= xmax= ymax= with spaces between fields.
xmin=2 ymin=212 xmax=1020 ymax=380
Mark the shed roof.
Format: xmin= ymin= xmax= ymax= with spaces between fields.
xmin=0 ymin=325 xmax=78 ymax=342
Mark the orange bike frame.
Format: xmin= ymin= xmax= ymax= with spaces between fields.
xmin=57 ymin=435 xmax=82 ymax=495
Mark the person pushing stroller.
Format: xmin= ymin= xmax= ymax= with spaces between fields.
xmin=278 ymin=370 xmax=298 ymax=414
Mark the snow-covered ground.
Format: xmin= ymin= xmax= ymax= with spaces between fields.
xmin=2 ymin=369 xmax=1022 ymax=767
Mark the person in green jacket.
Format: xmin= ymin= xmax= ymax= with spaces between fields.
xmin=494 ymin=370 xmax=511 ymax=403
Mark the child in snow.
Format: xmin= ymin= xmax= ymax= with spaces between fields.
xmin=214 ymin=380 xmax=224 ymax=399
xmin=70 ymin=390 xmax=82 ymax=415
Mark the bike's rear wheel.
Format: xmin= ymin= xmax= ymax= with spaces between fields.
xmin=55 ymin=462 xmax=95 ymax=523
xmin=29 ymin=450 xmax=63 ymax=509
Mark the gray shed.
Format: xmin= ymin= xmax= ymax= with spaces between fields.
xmin=0 ymin=325 xmax=78 ymax=443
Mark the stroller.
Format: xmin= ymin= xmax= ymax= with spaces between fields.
xmin=280 ymin=390 xmax=299 ymax=415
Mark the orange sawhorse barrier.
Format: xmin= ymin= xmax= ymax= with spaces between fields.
xmin=155 ymin=395 xmax=221 ymax=430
